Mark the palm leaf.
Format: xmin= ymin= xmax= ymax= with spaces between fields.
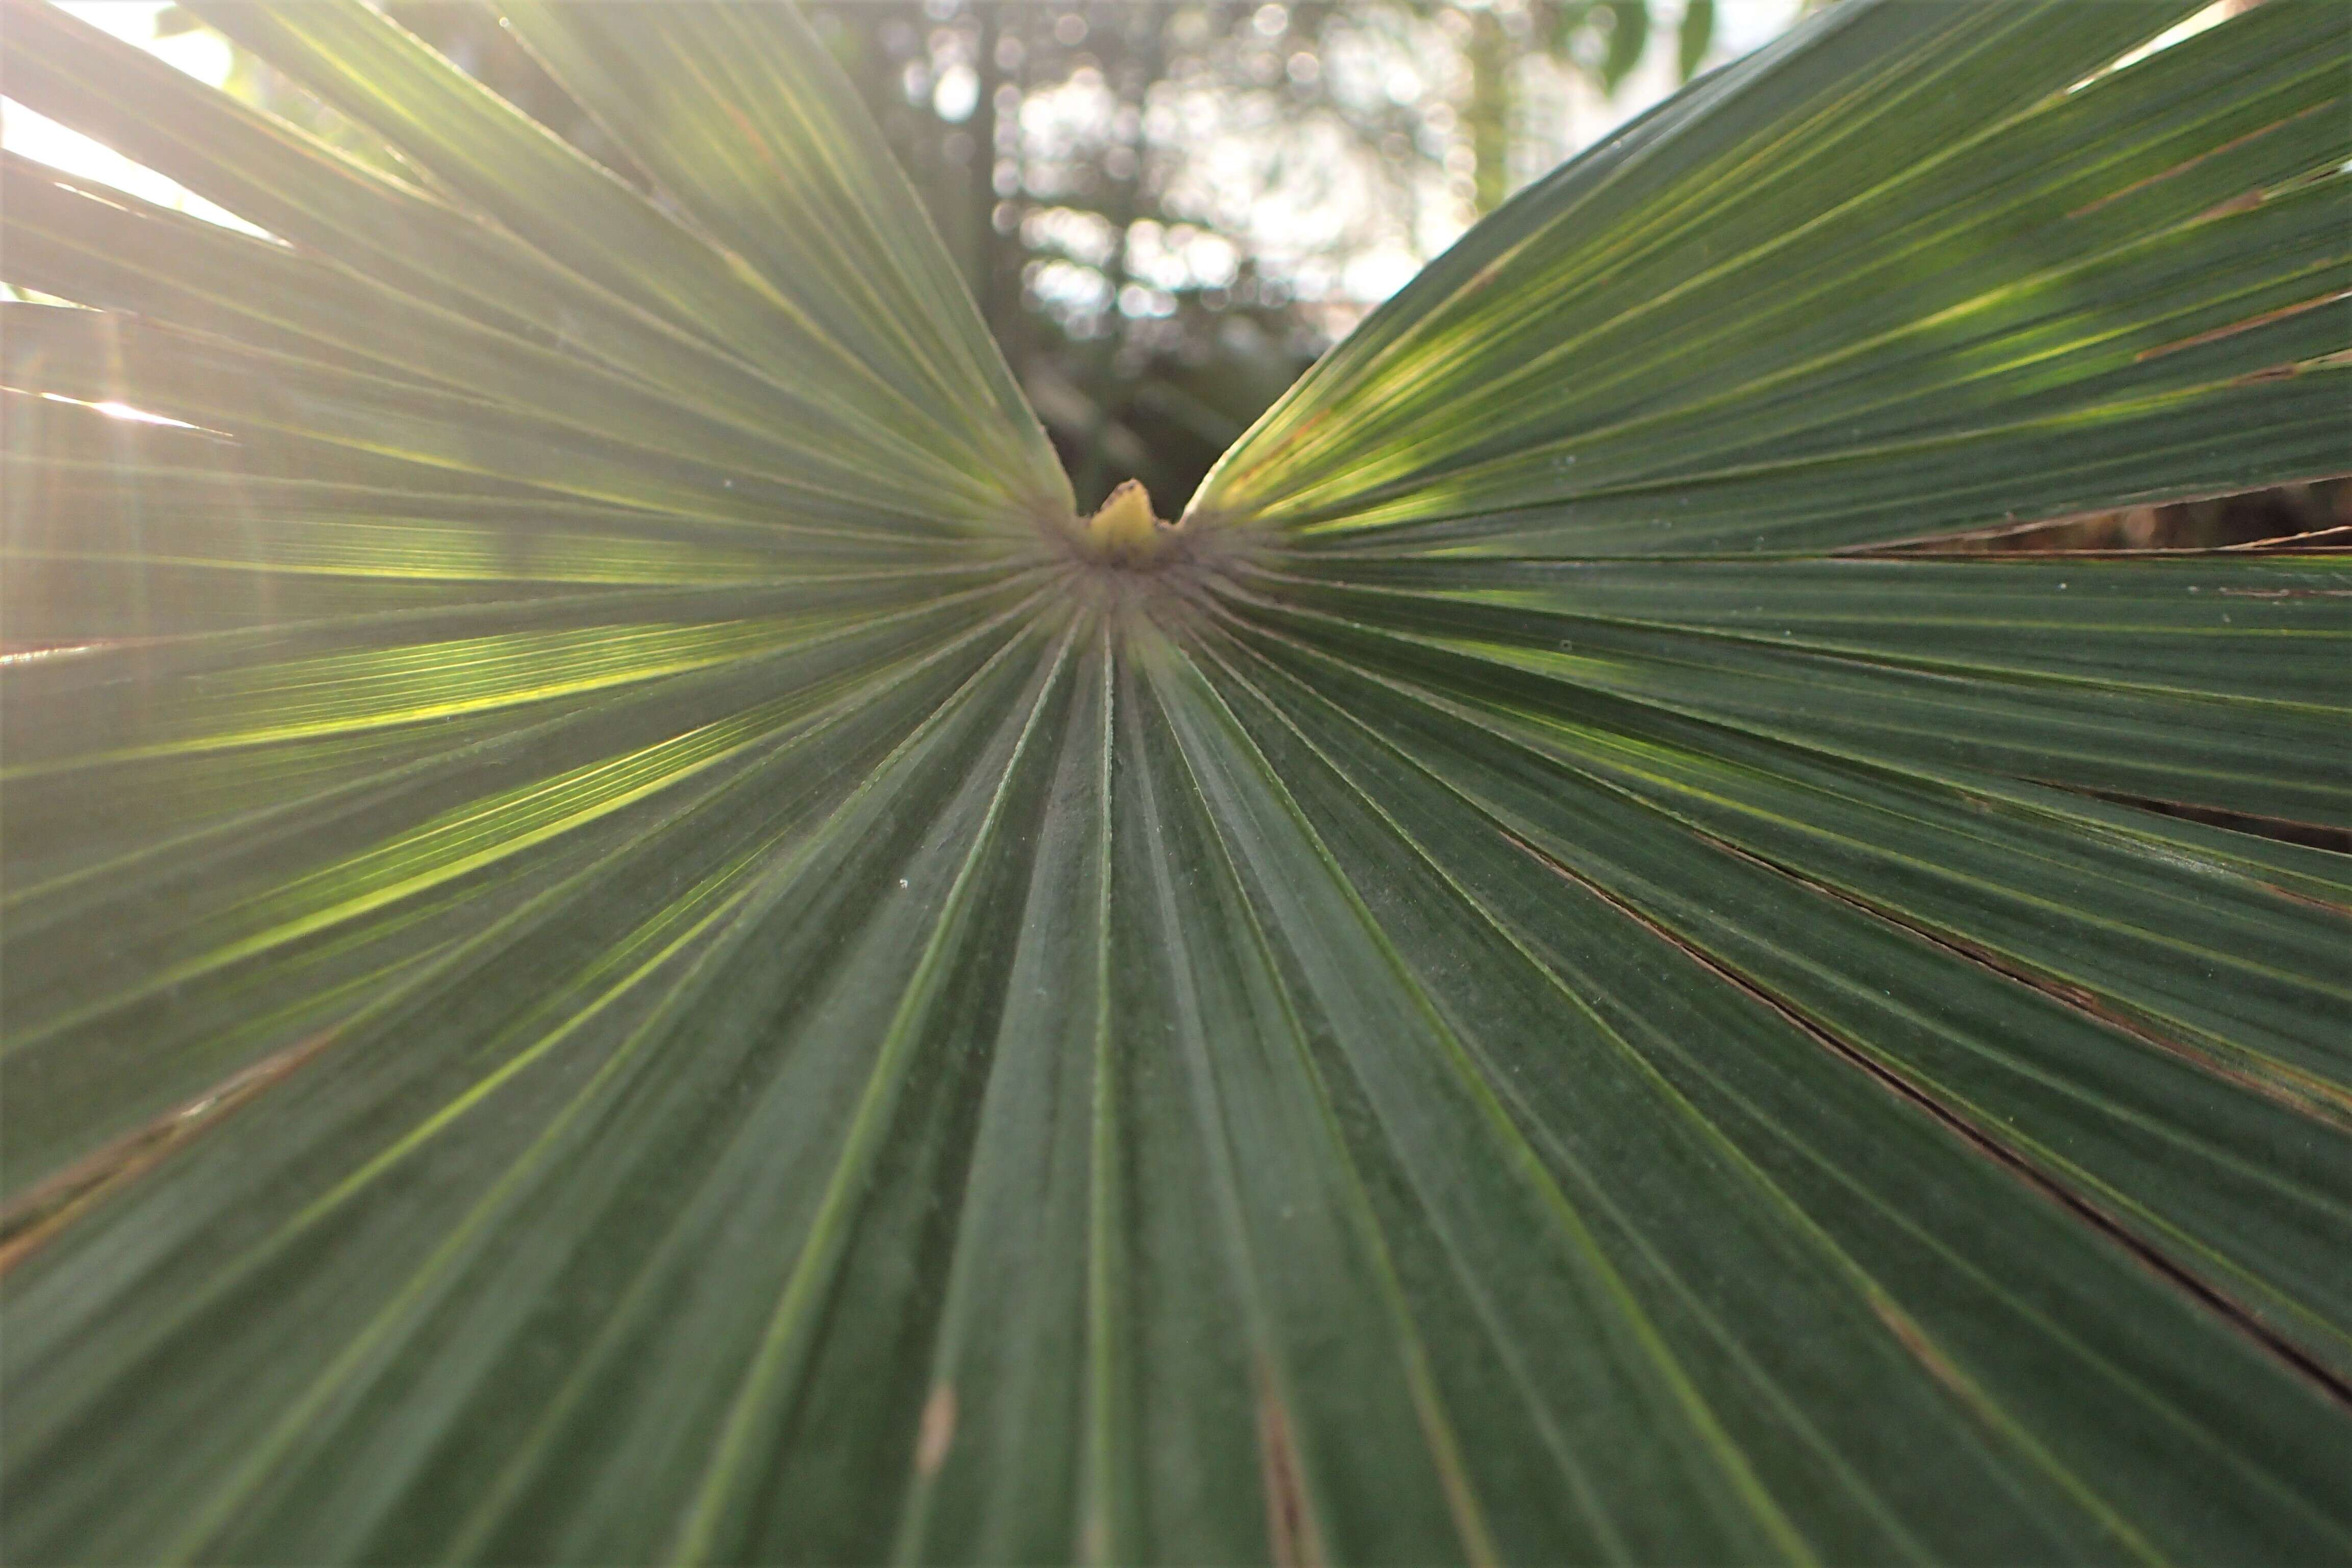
xmin=3 ymin=1 xmax=2347 ymax=1561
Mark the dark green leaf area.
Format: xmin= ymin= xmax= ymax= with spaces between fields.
xmin=1190 ymin=624 xmax=2348 ymax=1559
xmin=8 ymin=597 xmax=2348 ymax=1563
xmin=4 ymin=0 xmax=2349 ymax=1563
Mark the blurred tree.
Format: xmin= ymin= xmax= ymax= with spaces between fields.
xmin=800 ymin=0 xmax=1734 ymax=509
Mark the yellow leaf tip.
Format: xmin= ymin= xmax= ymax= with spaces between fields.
xmin=1074 ymin=478 xmax=1175 ymax=565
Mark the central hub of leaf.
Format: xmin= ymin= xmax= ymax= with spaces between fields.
xmin=1068 ymin=478 xmax=1180 ymax=569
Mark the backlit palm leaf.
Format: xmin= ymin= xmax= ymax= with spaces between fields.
xmin=2 ymin=1 xmax=2347 ymax=1561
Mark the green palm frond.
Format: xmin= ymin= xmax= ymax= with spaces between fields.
xmin=2 ymin=1 xmax=2346 ymax=1562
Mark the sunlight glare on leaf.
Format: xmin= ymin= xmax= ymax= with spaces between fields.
xmin=1 ymin=2 xmax=260 ymax=235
